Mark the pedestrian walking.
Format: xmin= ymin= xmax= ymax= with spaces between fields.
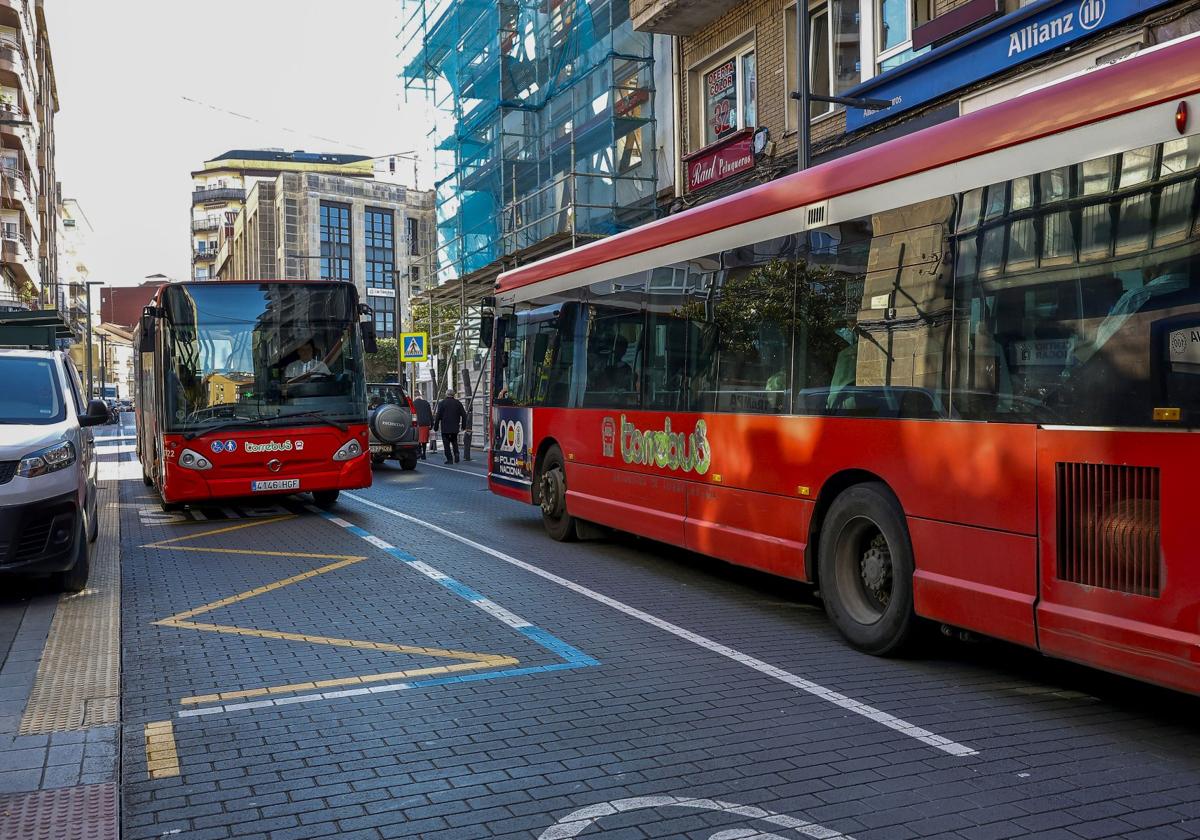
xmin=433 ymin=389 xmax=468 ymax=464
xmin=412 ymin=392 xmax=434 ymax=460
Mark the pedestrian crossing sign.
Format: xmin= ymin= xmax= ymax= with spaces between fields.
xmin=400 ymin=332 xmax=429 ymax=362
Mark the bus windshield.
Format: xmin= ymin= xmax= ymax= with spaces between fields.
xmin=160 ymin=282 xmax=366 ymax=432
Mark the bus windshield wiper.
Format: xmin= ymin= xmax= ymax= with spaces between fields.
xmin=182 ymin=414 xmax=274 ymax=440
xmin=182 ymin=411 xmax=348 ymax=440
xmin=267 ymin=411 xmax=348 ymax=432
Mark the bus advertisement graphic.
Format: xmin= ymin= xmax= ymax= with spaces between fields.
xmin=492 ymin=406 xmax=533 ymax=489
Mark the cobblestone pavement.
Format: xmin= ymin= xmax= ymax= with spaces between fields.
xmin=118 ymin=454 xmax=1200 ymax=840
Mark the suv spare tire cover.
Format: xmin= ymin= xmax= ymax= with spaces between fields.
xmin=370 ymin=404 xmax=411 ymax=443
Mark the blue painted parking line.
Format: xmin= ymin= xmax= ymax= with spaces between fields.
xmin=318 ymin=508 xmax=596 ymax=667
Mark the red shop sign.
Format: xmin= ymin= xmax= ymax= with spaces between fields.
xmin=684 ymin=128 xmax=756 ymax=192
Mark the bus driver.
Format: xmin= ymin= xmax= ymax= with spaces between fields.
xmin=285 ymin=341 xmax=332 ymax=380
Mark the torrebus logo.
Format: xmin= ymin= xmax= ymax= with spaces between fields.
xmin=611 ymin=415 xmax=712 ymax=475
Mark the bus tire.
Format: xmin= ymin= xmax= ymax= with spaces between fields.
xmin=160 ymin=500 xmax=184 ymax=512
xmin=537 ymin=446 xmax=577 ymax=542
xmin=312 ymin=490 xmax=339 ymax=510
xmin=142 ymin=470 xmax=153 ymax=487
xmin=817 ymin=482 xmax=915 ymax=656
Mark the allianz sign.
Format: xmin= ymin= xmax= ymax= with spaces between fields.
xmin=1008 ymin=0 xmax=1105 ymax=56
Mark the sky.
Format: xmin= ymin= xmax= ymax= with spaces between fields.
xmin=48 ymin=0 xmax=434 ymax=287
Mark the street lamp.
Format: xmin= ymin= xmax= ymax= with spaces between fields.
xmin=83 ymin=280 xmax=103 ymax=399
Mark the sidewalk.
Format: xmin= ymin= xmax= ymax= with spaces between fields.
xmin=0 ymin=423 xmax=126 ymax=840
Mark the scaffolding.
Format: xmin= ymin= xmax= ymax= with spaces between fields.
xmin=399 ymin=0 xmax=659 ymax=287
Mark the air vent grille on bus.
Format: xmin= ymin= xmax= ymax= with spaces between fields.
xmin=806 ymin=204 xmax=826 ymax=227
xmin=1055 ymin=462 xmax=1161 ymax=597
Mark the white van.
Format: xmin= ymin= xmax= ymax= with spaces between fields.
xmin=0 ymin=349 xmax=109 ymax=591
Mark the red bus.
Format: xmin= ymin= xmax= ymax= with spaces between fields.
xmin=134 ymin=280 xmax=374 ymax=510
xmin=487 ymin=39 xmax=1200 ymax=694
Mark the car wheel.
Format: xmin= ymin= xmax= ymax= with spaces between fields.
xmin=56 ymin=524 xmax=91 ymax=594
xmin=400 ymin=455 xmax=418 ymax=471
xmin=312 ymin=490 xmax=339 ymax=510
xmin=371 ymin=453 xmax=387 ymax=466
xmin=818 ymin=482 xmax=916 ymax=656
xmin=537 ymin=446 xmax=577 ymax=542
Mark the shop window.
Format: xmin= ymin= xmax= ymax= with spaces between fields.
xmin=700 ymin=45 xmax=756 ymax=146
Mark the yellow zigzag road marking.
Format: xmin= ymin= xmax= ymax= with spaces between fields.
xmin=147 ymin=515 xmax=519 ymax=706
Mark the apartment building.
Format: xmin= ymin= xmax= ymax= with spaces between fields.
xmin=190 ymin=149 xmax=377 ymax=280
xmin=635 ymin=0 xmax=1200 ymax=204
xmin=0 ymin=0 xmax=58 ymax=309
xmin=214 ymin=171 xmax=435 ymax=339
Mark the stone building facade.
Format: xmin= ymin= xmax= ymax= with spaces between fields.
xmin=215 ymin=172 xmax=435 ymax=339
xmin=634 ymin=0 xmax=1200 ymax=205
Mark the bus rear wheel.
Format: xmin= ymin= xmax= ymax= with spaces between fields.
xmin=537 ymin=446 xmax=577 ymax=542
xmin=818 ymin=482 xmax=915 ymax=656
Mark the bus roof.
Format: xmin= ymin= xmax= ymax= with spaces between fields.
xmin=496 ymin=36 xmax=1200 ymax=295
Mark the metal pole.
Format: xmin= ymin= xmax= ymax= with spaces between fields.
xmin=99 ymin=332 xmax=107 ymax=399
xmin=85 ymin=285 xmax=95 ymax=398
xmin=797 ymin=0 xmax=810 ymax=173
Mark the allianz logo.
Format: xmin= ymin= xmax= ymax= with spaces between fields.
xmin=1007 ymin=0 xmax=1104 ymax=57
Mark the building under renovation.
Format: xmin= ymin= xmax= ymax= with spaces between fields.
xmin=401 ymin=0 xmax=661 ymax=287
xmin=399 ymin=0 xmax=665 ymax=418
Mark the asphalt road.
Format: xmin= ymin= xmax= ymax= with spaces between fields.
xmin=118 ymin=450 xmax=1200 ymax=839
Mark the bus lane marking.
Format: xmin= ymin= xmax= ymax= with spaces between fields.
xmin=144 ymin=515 xmax=522 ymax=709
xmin=343 ymin=492 xmax=979 ymax=758
xmin=176 ymin=507 xmax=601 ymax=718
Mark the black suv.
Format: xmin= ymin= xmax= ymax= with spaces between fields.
xmin=366 ymin=383 xmax=420 ymax=471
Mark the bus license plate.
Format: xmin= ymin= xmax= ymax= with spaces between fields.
xmin=251 ymin=479 xmax=300 ymax=492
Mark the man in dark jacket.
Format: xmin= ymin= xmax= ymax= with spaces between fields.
xmin=433 ymin=389 xmax=468 ymax=464
xmin=412 ymin=393 xmax=434 ymax=460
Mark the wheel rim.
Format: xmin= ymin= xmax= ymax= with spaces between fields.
xmin=539 ymin=467 xmax=565 ymax=521
xmin=832 ymin=515 xmax=894 ymax=625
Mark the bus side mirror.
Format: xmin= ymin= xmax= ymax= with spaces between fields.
xmin=478 ymin=313 xmax=494 ymax=348
xmin=360 ymin=321 xmax=378 ymax=354
xmin=139 ymin=306 xmax=156 ymax=347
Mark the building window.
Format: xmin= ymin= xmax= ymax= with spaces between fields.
xmin=365 ymin=208 xmax=394 ymax=289
xmin=786 ymin=1 xmax=863 ymax=126
xmin=320 ymin=202 xmax=352 ymax=281
xmin=701 ymin=45 xmax=756 ymax=146
xmin=373 ymin=300 xmax=395 ymax=337
xmin=876 ymin=0 xmax=927 ymax=71
xmin=407 ymin=217 xmax=419 ymax=256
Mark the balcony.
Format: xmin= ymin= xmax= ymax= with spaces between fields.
xmin=630 ymin=0 xmax=743 ymax=34
xmin=192 ymin=248 xmax=217 ymax=263
xmin=192 ymin=217 xmax=221 ymax=233
xmin=2 ymin=165 xmax=29 ymax=199
xmin=192 ymin=186 xmax=245 ymax=204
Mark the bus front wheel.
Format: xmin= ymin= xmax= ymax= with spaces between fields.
xmin=538 ymin=447 xmax=577 ymax=542
xmin=818 ymin=482 xmax=915 ymax=656
xmin=312 ymin=490 xmax=339 ymax=511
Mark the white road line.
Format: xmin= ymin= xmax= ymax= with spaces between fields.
xmin=344 ymin=491 xmax=978 ymax=758
xmin=419 ymin=460 xmax=488 ymax=478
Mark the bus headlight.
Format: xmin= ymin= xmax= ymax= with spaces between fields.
xmin=178 ymin=448 xmax=212 ymax=471
xmin=17 ymin=440 xmax=76 ymax=478
xmin=333 ymin=439 xmax=363 ymax=461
